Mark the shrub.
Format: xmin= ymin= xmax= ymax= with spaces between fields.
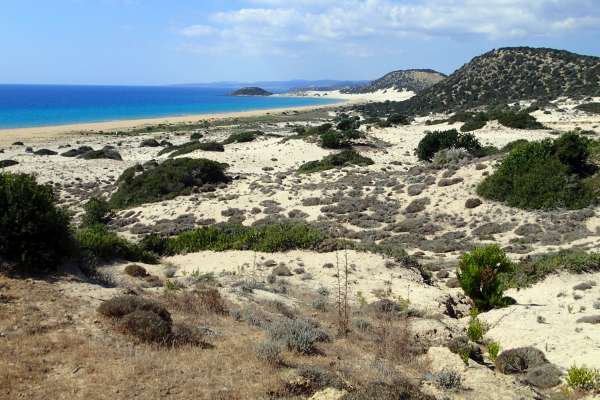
xmin=76 ymin=224 xmax=157 ymax=263
xmin=466 ymin=309 xmax=487 ymax=342
xmin=416 ymin=129 xmax=484 ymax=161
xmin=81 ymin=197 xmax=111 ymax=227
xmin=575 ymin=102 xmax=600 ymax=114
xmin=197 ymin=287 xmax=228 ymax=314
xmin=312 ymin=297 xmax=328 ymax=312
xmin=433 ymin=369 xmax=462 ymax=390
xmin=501 ymin=139 xmax=528 ymax=153
xmin=0 ymin=173 xmax=71 ymax=272
xmin=124 ymin=264 xmax=148 ymax=277
xmin=477 ymin=134 xmax=597 ymax=209
xmin=298 ymin=150 xmax=374 ymax=173
xmin=119 ymin=310 xmax=172 ymax=343
xmin=98 ymin=295 xmax=172 ymax=322
xmin=488 ymin=342 xmax=501 ymax=362
xmin=151 ymin=221 xmax=325 ymax=255
xmin=109 ymin=158 xmax=230 ymax=208
xmin=222 ymin=131 xmax=262 ymax=144
xmin=457 ymin=245 xmax=513 ymax=311
xmin=255 ymin=340 xmax=283 ymax=366
xmin=320 ymin=131 xmax=348 ymax=149
xmin=460 ymin=112 xmax=488 ymax=132
xmin=267 ymin=318 xmax=329 ymax=354
xmin=495 ymin=111 xmax=544 ymax=129
xmin=190 ymin=132 xmax=203 ymax=140
xmin=158 ymin=141 xmax=224 ymax=157
xmin=566 ymin=365 xmax=600 ymax=392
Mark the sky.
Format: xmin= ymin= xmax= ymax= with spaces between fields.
xmin=1 ymin=0 xmax=599 ymax=85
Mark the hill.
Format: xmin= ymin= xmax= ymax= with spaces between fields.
xmin=348 ymin=69 xmax=446 ymax=93
xmin=230 ymin=87 xmax=273 ymax=96
xmin=355 ymin=47 xmax=600 ymax=116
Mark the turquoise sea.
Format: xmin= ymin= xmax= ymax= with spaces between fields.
xmin=0 ymin=85 xmax=339 ymax=129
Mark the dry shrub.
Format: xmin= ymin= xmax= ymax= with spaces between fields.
xmin=166 ymin=288 xmax=228 ymax=315
xmin=372 ymin=318 xmax=421 ymax=364
xmin=169 ymin=323 xmax=210 ymax=348
xmin=342 ymin=378 xmax=434 ymax=400
xmin=198 ymin=287 xmax=228 ymax=315
xmin=98 ymin=295 xmax=171 ymax=323
xmin=124 ymin=264 xmax=148 ymax=277
xmin=118 ymin=310 xmax=171 ymax=343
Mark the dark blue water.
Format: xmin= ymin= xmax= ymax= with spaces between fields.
xmin=0 ymin=85 xmax=339 ymax=129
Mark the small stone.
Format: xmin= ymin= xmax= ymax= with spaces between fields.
xmin=465 ymin=198 xmax=482 ymax=209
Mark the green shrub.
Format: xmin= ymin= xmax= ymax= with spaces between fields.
xmin=460 ymin=113 xmax=488 ymax=132
xmin=501 ymin=139 xmax=528 ymax=153
xmin=222 ymin=131 xmax=262 ymax=144
xmin=320 ymin=131 xmax=348 ymax=149
xmin=109 ymin=158 xmax=230 ymax=208
xmin=495 ymin=111 xmax=544 ymax=129
xmin=76 ymin=224 xmax=157 ymax=263
xmin=158 ymin=141 xmax=224 ymax=157
xmin=466 ymin=309 xmax=487 ymax=342
xmin=0 ymin=173 xmax=71 ymax=272
xmin=146 ymin=221 xmax=325 ymax=256
xmin=566 ymin=365 xmax=600 ymax=392
xmin=298 ymin=150 xmax=374 ymax=173
xmin=416 ymin=129 xmax=484 ymax=161
xmin=488 ymin=342 xmax=501 ymax=362
xmin=336 ymin=115 xmax=361 ymax=131
xmin=457 ymin=245 xmax=513 ymax=311
xmin=190 ymin=132 xmax=203 ymax=140
xmin=386 ymin=114 xmax=410 ymax=126
xmin=81 ymin=197 xmax=111 ymax=227
xmin=575 ymin=102 xmax=600 ymax=114
xmin=477 ymin=134 xmax=597 ymax=209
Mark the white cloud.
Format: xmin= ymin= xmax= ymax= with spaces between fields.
xmin=176 ymin=0 xmax=600 ymax=56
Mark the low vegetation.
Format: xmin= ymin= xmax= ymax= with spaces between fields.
xmin=0 ymin=172 xmax=71 ymax=272
xmin=566 ymin=365 xmax=600 ymax=393
xmin=298 ymin=150 xmax=374 ymax=173
xmin=457 ymin=245 xmax=514 ymax=311
xmin=575 ymin=102 xmax=600 ymax=114
xmin=158 ymin=141 xmax=224 ymax=157
xmin=142 ymin=221 xmax=325 ymax=256
xmin=75 ymin=224 xmax=157 ymax=263
xmin=81 ymin=197 xmax=112 ymax=227
xmin=478 ymin=132 xmax=599 ymax=209
xmin=416 ymin=129 xmax=487 ymax=161
xmin=109 ymin=158 xmax=230 ymax=208
xmin=222 ymin=130 xmax=263 ymax=144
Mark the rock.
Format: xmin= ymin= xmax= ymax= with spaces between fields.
xmin=294 ymin=267 xmax=306 ymax=275
xmin=475 ymin=163 xmax=487 ymax=170
xmin=576 ymin=315 xmax=600 ymax=324
xmin=61 ymin=146 xmax=93 ymax=157
xmin=310 ymin=388 xmax=348 ymax=400
xmin=323 ymin=263 xmax=334 ymax=269
xmin=273 ymin=265 xmax=292 ymax=276
xmin=525 ymin=363 xmax=562 ymax=388
xmin=79 ymin=147 xmax=122 ymax=161
xmin=573 ymin=281 xmax=594 ymax=291
xmin=407 ymin=184 xmax=425 ymax=196
xmin=0 ymin=160 xmax=19 ymax=168
xmin=33 ymin=149 xmax=57 ymax=156
xmin=446 ymin=278 xmax=460 ymax=288
xmin=12 ymin=141 xmax=24 ymax=146
xmin=436 ymin=270 xmax=449 ymax=279
xmin=25 ymin=146 xmax=33 ymax=153
xmin=495 ymin=347 xmax=548 ymax=374
xmin=448 ymin=336 xmax=484 ymax=363
xmin=264 ymin=259 xmax=277 ymax=267
xmin=465 ymin=198 xmax=482 ymax=209
xmin=472 ymin=222 xmax=510 ymax=236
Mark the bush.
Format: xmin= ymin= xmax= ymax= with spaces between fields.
xmin=76 ymin=224 xmax=157 ymax=263
xmin=124 ymin=264 xmax=148 ymax=277
xmin=575 ymin=102 xmax=600 ymax=114
xmin=190 ymin=132 xmax=203 ymax=140
xmin=416 ymin=129 xmax=484 ymax=161
xmin=320 ymin=131 xmax=348 ymax=149
xmin=433 ymin=369 xmax=462 ymax=390
xmin=566 ymin=365 xmax=600 ymax=392
xmin=81 ymin=197 xmax=111 ymax=227
xmin=0 ymin=173 xmax=71 ymax=272
xmin=495 ymin=111 xmax=544 ymax=129
xmin=109 ymin=158 xmax=230 ymax=208
xmin=158 ymin=141 xmax=224 ymax=157
xmin=501 ymin=139 xmax=528 ymax=153
xmin=466 ymin=309 xmax=487 ymax=342
xmin=119 ymin=310 xmax=172 ymax=343
xmin=477 ymin=134 xmax=597 ymax=209
xmin=298 ymin=150 xmax=374 ymax=173
xmin=197 ymin=287 xmax=228 ymax=314
xmin=488 ymin=342 xmax=501 ymax=362
xmin=267 ymin=318 xmax=329 ymax=354
xmin=98 ymin=295 xmax=172 ymax=322
xmin=150 ymin=221 xmax=325 ymax=255
xmin=460 ymin=112 xmax=488 ymax=132
xmin=222 ymin=131 xmax=262 ymax=144
xmin=255 ymin=340 xmax=283 ymax=366
xmin=457 ymin=245 xmax=513 ymax=311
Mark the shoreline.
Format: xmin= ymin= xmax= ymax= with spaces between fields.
xmin=0 ymin=99 xmax=350 ymax=146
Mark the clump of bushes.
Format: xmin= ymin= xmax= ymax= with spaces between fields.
xmin=575 ymin=102 xmax=600 ymax=115
xmin=81 ymin=197 xmax=111 ymax=227
xmin=477 ymin=133 xmax=598 ymax=209
xmin=0 ymin=173 xmax=71 ymax=272
xmin=460 ymin=112 xmax=488 ymax=132
xmin=158 ymin=141 xmax=224 ymax=157
xmin=298 ymin=150 xmax=374 ymax=173
xmin=267 ymin=318 xmax=329 ymax=354
xmin=76 ymin=224 xmax=156 ymax=263
xmin=109 ymin=158 xmax=230 ymax=208
xmin=457 ymin=245 xmax=513 ymax=311
xmin=495 ymin=110 xmax=544 ymax=129
xmin=222 ymin=131 xmax=262 ymax=144
xmin=143 ymin=221 xmax=325 ymax=256
xmin=320 ymin=130 xmax=348 ymax=149
xmin=416 ymin=129 xmax=486 ymax=161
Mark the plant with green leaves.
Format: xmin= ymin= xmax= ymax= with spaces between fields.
xmin=487 ymin=342 xmax=501 ymax=362
xmin=566 ymin=365 xmax=600 ymax=392
xmin=457 ymin=245 xmax=514 ymax=311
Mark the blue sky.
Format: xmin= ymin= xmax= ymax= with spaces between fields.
xmin=1 ymin=0 xmax=599 ymax=85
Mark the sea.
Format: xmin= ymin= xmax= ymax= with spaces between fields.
xmin=0 ymin=85 xmax=339 ymax=129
